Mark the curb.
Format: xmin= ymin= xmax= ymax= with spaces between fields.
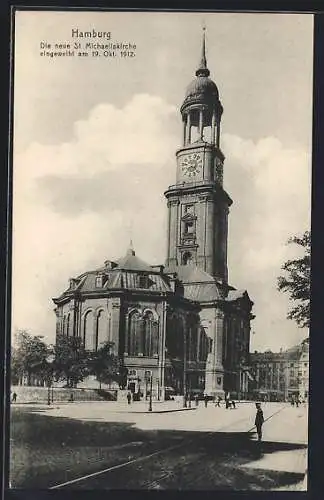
xmin=13 ymin=404 xmax=197 ymax=414
xmin=124 ymin=407 xmax=197 ymax=414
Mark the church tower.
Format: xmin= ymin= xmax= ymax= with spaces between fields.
xmin=165 ymin=28 xmax=232 ymax=283
xmin=164 ymin=30 xmax=254 ymax=398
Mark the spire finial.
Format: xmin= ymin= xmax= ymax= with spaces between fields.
xmin=127 ymin=238 xmax=135 ymax=256
xmin=196 ymin=23 xmax=210 ymax=77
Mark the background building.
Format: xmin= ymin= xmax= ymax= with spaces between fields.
xmin=249 ymin=337 xmax=309 ymax=401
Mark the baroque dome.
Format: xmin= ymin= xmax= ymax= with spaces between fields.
xmin=180 ymin=28 xmax=221 ymax=113
xmin=184 ymin=76 xmax=219 ymax=102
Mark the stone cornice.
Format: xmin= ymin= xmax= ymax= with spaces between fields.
xmin=167 ymin=199 xmax=180 ymax=207
xmin=175 ymin=143 xmax=225 ymax=162
xmin=164 ymin=182 xmax=232 ymax=207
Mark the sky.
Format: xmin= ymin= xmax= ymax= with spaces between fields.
xmin=12 ymin=10 xmax=313 ymax=352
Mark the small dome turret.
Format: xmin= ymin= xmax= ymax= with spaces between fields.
xmin=180 ymin=28 xmax=223 ymax=147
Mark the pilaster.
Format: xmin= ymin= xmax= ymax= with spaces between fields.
xmin=202 ymin=307 xmax=225 ymax=397
xmin=167 ymin=199 xmax=180 ymax=266
xmin=110 ymin=298 xmax=121 ymax=356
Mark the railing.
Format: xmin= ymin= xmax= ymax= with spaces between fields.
xmin=166 ymin=180 xmax=218 ymax=190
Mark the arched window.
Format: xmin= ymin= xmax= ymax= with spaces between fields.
xmin=128 ymin=311 xmax=143 ymax=356
xmin=187 ymin=327 xmax=192 ymax=362
xmin=96 ymin=310 xmax=106 ymax=350
xmin=62 ymin=316 xmax=66 ymax=336
xmin=152 ymin=319 xmax=159 ymax=357
xmin=107 ymin=313 xmax=112 ymax=343
xmin=175 ymin=316 xmax=185 ymax=359
xmin=191 ymin=326 xmax=198 ymax=362
xmin=66 ymin=314 xmax=70 ymax=337
xmin=182 ymin=252 xmax=193 ymax=265
xmin=84 ymin=311 xmax=94 ymax=350
xmin=166 ymin=314 xmax=177 ymax=358
xmin=142 ymin=311 xmax=159 ymax=357
xmin=143 ymin=312 xmax=152 ymax=356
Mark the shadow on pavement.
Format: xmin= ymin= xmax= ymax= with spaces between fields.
xmin=10 ymin=407 xmax=307 ymax=490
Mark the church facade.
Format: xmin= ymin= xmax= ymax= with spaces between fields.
xmin=53 ymin=32 xmax=254 ymax=400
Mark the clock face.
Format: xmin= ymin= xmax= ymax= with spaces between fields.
xmin=181 ymin=153 xmax=202 ymax=178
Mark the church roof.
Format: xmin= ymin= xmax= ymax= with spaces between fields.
xmin=115 ymin=247 xmax=155 ymax=273
xmin=165 ymin=264 xmax=222 ymax=302
xmin=183 ymin=282 xmax=221 ymax=302
xmin=53 ymin=246 xmax=173 ymax=301
xmin=165 ymin=264 xmax=217 ymax=284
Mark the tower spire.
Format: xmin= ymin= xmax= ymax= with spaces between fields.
xmin=127 ymin=238 xmax=135 ymax=256
xmin=196 ymin=25 xmax=210 ymax=77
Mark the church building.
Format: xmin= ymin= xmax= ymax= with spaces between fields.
xmin=53 ymin=31 xmax=254 ymax=400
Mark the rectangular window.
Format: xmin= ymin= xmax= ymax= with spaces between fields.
xmin=128 ymin=369 xmax=137 ymax=377
xmin=138 ymin=275 xmax=149 ymax=288
xmin=95 ymin=275 xmax=103 ymax=287
xmin=184 ymin=221 xmax=194 ymax=234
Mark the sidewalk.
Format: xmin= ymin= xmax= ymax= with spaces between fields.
xmin=11 ymin=399 xmax=198 ymax=414
xmin=112 ymin=400 xmax=197 ymax=413
xmin=241 ymin=405 xmax=308 ymax=491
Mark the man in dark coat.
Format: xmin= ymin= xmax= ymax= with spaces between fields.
xmin=255 ymin=402 xmax=264 ymax=441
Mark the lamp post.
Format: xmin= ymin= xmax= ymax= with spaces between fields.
xmin=183 ymin=329 xmax=187 ymax=408
xmin=46 ymin=350 xmax=55 ymax=406
xmin=148 ymin=374 xmax=153 ymax=412
xmin=188 ymin=377 xmax=191 ymax=408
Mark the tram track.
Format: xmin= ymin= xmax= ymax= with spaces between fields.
xmin=125 ymin=406 xmax=287 ymax=491
xmin=49 ymin=405 xmax=287 ymax=490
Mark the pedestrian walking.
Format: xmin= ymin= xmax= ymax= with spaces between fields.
xmin=215 ymin=396 xmax=221 ymax=407
xmin=204 ymin=393 xmax=208 ymax=408
xmin=127 ymin=391 xmax=132 ymax=405
xmin=231 ymin=399 xmax=236 ymax=409
xmin=195 ymin=394 xmax=199 ymax=407
xmin=11 ymin=392 xmax=17 ymax=403
xmin=255 ymin=402 xmax=264 ymax=442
